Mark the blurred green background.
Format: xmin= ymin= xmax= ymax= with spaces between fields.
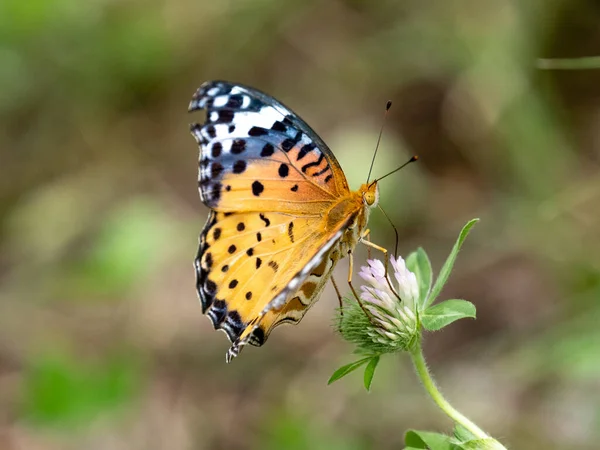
xmin=1 ymin=0 xmax=599 ymax=448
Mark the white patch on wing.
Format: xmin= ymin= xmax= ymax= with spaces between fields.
xmin=219 ymin=140 xmax=232 ymax=154
xmin=212 ymin=95 xmax=228 ymax=107
xmin=234 ymin=106 xmax=284 ymax=129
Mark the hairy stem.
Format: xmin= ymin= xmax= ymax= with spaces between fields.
xmin=410 ymin=338 xmax=507 ymax=448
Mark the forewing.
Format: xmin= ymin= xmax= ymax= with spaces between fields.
xmin=189 ymin=80 xmax=350 ymax=214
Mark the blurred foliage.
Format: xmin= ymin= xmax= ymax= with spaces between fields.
xmin=260 ymin=411 xmax=365 ymax=450
xmin=1 ymin=0 xmax=600 ymax=449
xmin=21 ymin=351 xmax=142 ymax=427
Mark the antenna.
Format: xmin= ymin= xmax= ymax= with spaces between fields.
xmin=366 ymin=100 xmax=392 ymax=184
xmin=377 ymin=204 xmax=400 ymax=257
xmin=370 ymin=155 xmax=418 ymax=187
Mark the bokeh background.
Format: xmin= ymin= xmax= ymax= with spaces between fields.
xmin=1 ymin=0 xmax=600 ymax=448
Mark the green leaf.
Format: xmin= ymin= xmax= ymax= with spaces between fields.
xmin=453 ymin=424 xmax=477 ymax=442
xmin=458 ymin=439 xmax=504 ymax=449
xmin=426 ymin=219 xmax=479 ymax=308
xmin=406 ymin=247 xmax=433 ymax=310
xmin=422 ymin=300 xmax=476 ymax=331
xmin=404 ymin=430 xmax=456 ymax=450
xmin=363 ymin=356 xmax=380 ymax=391
xmin=327 ymin=357 xmax=372 ymax=385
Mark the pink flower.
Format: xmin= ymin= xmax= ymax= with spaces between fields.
xmin=358 ymin=256 xmax=418 ymax=348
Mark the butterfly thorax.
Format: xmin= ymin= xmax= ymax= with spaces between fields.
xmin=330 ymin=181 xmax=379 ymax=254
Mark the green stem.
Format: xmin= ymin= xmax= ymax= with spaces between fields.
xmin=410 ymin=338 xmax=506 ymax=448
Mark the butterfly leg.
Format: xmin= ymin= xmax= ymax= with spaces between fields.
xmin=363 ymin=229 xmax=373 ymax=259
xmin=359 ymin=238 xmax=402 ymax=301
xmin=330 ymin=275 xmax=345 ymax=329
xmin=330 ymin=275 xmax=344 ymax=311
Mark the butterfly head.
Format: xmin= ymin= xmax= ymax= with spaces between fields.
xmin=360 ymin=181 xmax=379 ymax=209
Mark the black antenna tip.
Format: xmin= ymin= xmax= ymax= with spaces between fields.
xmin=411 ymin=155 xmax=419 ymax=162
xmin=386 ymin=100 xmax=392 ymax=110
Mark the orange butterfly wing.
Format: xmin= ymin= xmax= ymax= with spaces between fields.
xmin=189 ymin=81 xmax=360 ymax=361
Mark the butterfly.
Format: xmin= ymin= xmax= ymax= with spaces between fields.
xmin=189 ymin=81 xmax=384 ymax=362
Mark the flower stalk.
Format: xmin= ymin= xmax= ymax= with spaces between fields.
xmin=410 ymin=337 xmax=496 ymax=444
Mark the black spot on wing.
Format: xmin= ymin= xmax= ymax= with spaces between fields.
xmin=217 ymin=110 xmax=234 ymax=123
xmin=249 ymin=126 xmax=268 ymax=136
xmin=278 ymin=163 xmax=289 ymax=178
xmin=231 ymin=139 xmax=246 ymax=154
xmin=259 ymin=214 xmax=270 ymax=226
xmin=297 ymin=143 xmax=315 ymax=160
xmin=281 ymin=138 xmax=295 ymax=152
xmin=211 ymin=162 xmax=223 ymax=178
xmin=271 ymin=121 xmax=286 ymax=132
xmin=211 ymin=142 xmax=222 ymax=158
xmin=261 ymin=143 xmax=275 ymax=157
xmin=209 ymin=183 xmax=221 ymax=202
xmin=301 ymin=153 xmax=325 ymax=174
xmin=204 ymin=252 xmax=213 ymax=268
xmin=252 ymin=181 xmax=264 ymax=196
xmin=226 ymin=94 xmax=243 ymax=108
xmin=233 ymin=160 xmax=246 ymax=174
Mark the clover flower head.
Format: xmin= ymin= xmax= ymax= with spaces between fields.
xmin=356 ymin=255 xmax=419 ymax=350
